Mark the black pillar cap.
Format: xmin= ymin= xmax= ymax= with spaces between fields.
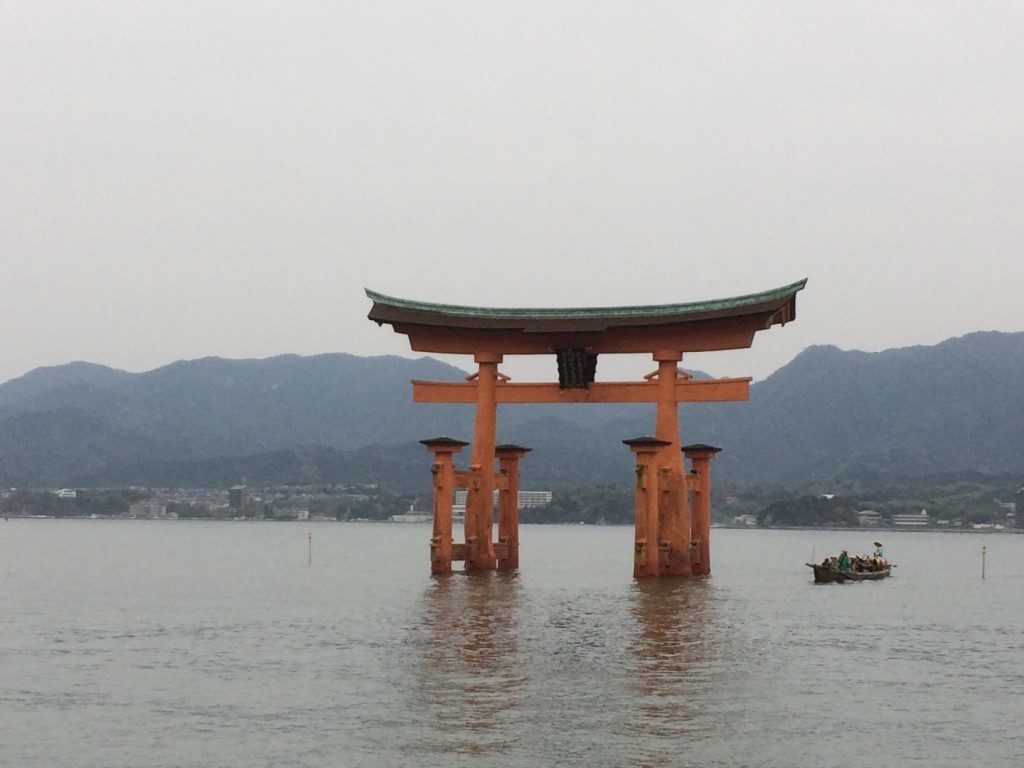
xmin=681 ymin=443 xmax=722 ymax=453
xmin=623 ymin=436 xmax=672 ymax=448
xmin=420 ymin=436 xmax=470 ymax=448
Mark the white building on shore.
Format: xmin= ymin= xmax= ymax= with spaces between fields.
xmin=893 ymin=509 xmax=930 ymax=527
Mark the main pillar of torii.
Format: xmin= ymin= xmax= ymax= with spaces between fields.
xmin=366 ymin=279 xmax=805 ymax=577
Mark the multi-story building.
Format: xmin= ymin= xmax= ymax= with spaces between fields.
xmin=453 ymin=489 xmax=552 ymax=515
xmin=228 ymin=485 xmax=246 ymax=512
xmin=857 ymin=510 xmax=882 ymax=527
xmin=129 ymin=502 xmax=167 ymax=519
xmin=893 ymin=509 xmax=931 ymax=527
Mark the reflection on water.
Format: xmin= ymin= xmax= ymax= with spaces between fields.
xmin=622 ymin=578 xmax=718 ymax=763
xmin=409 ymin=567 xmax=730 ymax=766
xmin=413 ymin=572 xmax=526 ymax=758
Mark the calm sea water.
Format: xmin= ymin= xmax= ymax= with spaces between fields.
xmin=2 ymin=520 xmax=1022 ymax=767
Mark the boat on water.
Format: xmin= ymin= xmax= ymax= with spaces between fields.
xmin=808 ymin=542 xmax=892 ymax=583
xmin=806 ymin=561 xmax=892 ymax=583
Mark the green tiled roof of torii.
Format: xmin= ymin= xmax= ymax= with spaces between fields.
xmin=365 ymin=279 xmax=806 ymax=332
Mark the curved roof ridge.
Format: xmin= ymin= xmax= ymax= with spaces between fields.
xmin=365 ymin=279 xmax=806 ymax=321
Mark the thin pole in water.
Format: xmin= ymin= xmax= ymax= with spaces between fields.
xmin=982 ymin=545 xmax=986 ymax=580
xmin=308 ymin=531 xmax=313 ymax=565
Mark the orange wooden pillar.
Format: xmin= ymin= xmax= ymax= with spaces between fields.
xmin=465 ymin=352 xmax=501 ymax=571
xmin=625 ymin=437 xmax=670 ymax=578
xmin=421 ymin=437 xmax=468 ymax=574
xmin=652 ymin=351 xmax=692 ymax=576
xmin=495 ymin=444 xmax=530 ymax=571
xmin=683 ymin=443 xmax=721 ymax=576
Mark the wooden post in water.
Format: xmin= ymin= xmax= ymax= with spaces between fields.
xmin=651 ymin=351 xmax=692 ymax=576
xmin=465 ymin=353 xmax=502 ymax=571
xmin=683 ymin=443 xmax=722 ymax=576
xmin=495 ymin=444 xmax=530 ymax=571
xmin=421 ymin=437 xmax=468 ymax=575
xmin=625 ymin=437 xmax=671 ymax=578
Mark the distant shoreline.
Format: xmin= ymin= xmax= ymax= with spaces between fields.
xmin=3 ymin=514 xmax=1022 ymax=533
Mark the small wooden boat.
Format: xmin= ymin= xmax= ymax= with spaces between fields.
xmin=806 ymin=561 xmax=892 ymax=583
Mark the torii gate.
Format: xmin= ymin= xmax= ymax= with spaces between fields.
xmin=366 ymin=279 xmax=805 ymax=578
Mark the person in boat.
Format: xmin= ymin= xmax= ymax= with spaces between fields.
xmin=872 ymin=541 xmax=885 ymax=570
xmin=837 ymin=549 xmax=851 ymax=572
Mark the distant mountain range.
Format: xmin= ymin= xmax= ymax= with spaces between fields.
xmin=2 ymin=331 xmax=1023 ymax=492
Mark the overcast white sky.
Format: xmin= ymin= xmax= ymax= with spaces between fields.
xmin=3 ymin=2 xmax=1022 ymax=386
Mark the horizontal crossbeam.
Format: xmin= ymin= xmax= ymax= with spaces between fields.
xmin=412 ymin=378 xmax=750 ymax=404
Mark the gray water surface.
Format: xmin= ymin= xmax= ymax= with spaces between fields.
xmin=2 ymin=520 xmax=1022 ymax=767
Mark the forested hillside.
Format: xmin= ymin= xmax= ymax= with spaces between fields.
xmin=2 ymin=331 xmax=1023 ymax=491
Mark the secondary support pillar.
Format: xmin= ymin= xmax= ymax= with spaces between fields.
xmin=421 ymin=437 xmax=469 ymax=575
xmin=652 ymin=350 xmax=692 ymax=576
xmin=683 ymin=443 xmax=721 ymax=576
xmin=465 ymin=352 xmax=502 ymax=571
xmin=495 ymin=444 xmax=530 ymax=571
xmin=625 ymin=437 xmax=671 ymax=578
